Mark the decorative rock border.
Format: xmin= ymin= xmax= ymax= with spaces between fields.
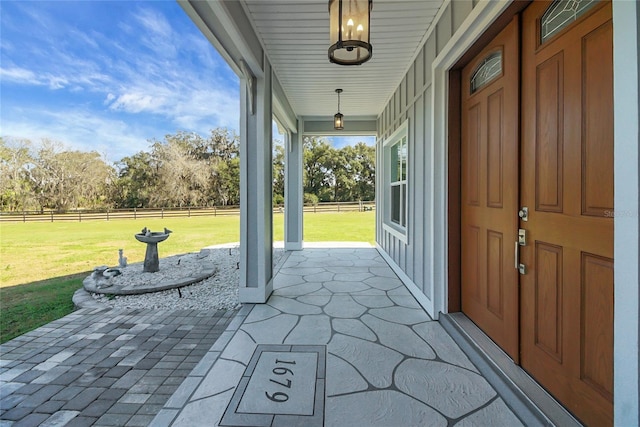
xmin=75 ymin=243 xmax=284 ymax=310
xmin=83 ymin=266 xmax=217 ymax=295
xmin=72 ymin=287 xmax=105 ymax=309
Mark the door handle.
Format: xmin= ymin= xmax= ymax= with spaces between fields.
xmin=515 ymin=241 xmax=526 ymax=274
xmin=518 ymin=207 xmax=529 ymax=221
xmin=518 ymin=228 xmax=527 ymax=245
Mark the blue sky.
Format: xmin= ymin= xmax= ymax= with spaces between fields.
xmin=0 ymin=1 xmax=373 ymax=162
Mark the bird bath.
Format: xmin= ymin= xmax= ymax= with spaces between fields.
xmin=135 ymin=228 xmax=172 ymax=272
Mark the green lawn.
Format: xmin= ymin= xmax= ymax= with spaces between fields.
xmin=0 ymin=211 xmax=374 ymax=343
xmin=0 ymin=211 xmax=375 ymax=288
xmin=0 ymin=274 xmax=83 ymax=343
xmin=1 ymin=215 xmax=242 ymax=288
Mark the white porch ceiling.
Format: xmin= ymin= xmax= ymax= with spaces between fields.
xmin=241 ymin=0 xmax=444 ymax=120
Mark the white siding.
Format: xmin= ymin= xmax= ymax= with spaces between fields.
xmin=436 ymin=4 xmax=452 ymax=55
xmin=376 ymin=0 xmax=475 ymax=312
xmin=452 ymin=1 xmax=474 ymax=34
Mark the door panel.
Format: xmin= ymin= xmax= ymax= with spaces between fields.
xmin=520 ymin=2 xmax=613 ymax=425
xmin=466 ymin=104 xmax=481 ymax=206
xmin=534 ymin=242 xmax=563 ymax=362
xmin=461 ymin=17 xmax=520 ymax=361
xmin=486 ymin=230 xmax=504 ymax=317
xmin=487 ymin=89 xmax=504 ymax=209
xmin=535 ymin=53 xmax=564 ymax=213
xmin=582 ymin=22 xmax=614 ymax=217
xmin=580 ymin=253 xmax=614 ymax=400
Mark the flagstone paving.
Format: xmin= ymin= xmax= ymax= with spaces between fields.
xmin=153 ymin=247 xmax=526 ymax=427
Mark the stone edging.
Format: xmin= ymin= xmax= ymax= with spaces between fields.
xmin=82 ymin=266 xmax=217 ymax=296
xmin=72 ymin=288 xmax=104 ymax=310
xmin=74 ymin=266 xmax=217 ymax=310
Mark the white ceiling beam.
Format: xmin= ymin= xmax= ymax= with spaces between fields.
xmin=178 ymin=0 xmax=264 ymax=77
xmin=273 ymin=74 xmax=298 ymax=132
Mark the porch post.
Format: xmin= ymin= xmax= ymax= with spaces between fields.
xmin=285 ymin=120 xmax=303 ymax=250
xmin=239 ymin=59 xmax=274 ymax=303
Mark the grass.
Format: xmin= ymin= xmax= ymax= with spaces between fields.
xmin=0 ymin=274 xmax=83 ymax=343
xmin=1 ymin=215 xmax=242 ymax=288
xmin=0 ymin=211 xmax=374 ymax=343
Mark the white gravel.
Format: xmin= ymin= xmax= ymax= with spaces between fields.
xmin=90 ymin=245 xmax=284 ymax=310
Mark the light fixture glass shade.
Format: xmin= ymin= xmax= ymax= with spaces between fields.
xmin=334 ymin=89 xmax=344 ymax=130
xmin=328 ymin=0 xmax=372 ymax=65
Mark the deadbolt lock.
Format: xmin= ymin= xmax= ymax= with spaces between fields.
xmin=518 ymin=229 xmax=527 ymax=246
xmin=518 ymin=207 xmax=529 ymax=221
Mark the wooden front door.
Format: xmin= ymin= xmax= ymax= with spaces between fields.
xmin=520 ymin=2 xmax=614 ymax=425
xmin=460 ymin=1 xmax=614 ymax=424
xmin=461 ymin=17 xmax=520 ymax=361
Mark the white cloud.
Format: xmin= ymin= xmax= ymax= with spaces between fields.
xmin=0 ymin=67 xmax=40 ymax=85
xmin=1 ymin=2 xmax=241 ymax=158
xmin=0 ymin=67 xmax=72 ymax=90
xmin=135 ymin=7 xmax=173 ymax=38
xmin=0 ymin=107 xmax=155 ymax=162
xmin=109 ymin=92 xmax=158 ymax=114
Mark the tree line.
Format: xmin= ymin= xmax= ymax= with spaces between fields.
xmin=0 ymin=129 xmax=375 ymax=213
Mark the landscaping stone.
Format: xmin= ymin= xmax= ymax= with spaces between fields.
xmin=79 ymin=244 xmax=284 ymax=311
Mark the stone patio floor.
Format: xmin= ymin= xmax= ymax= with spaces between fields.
xmin=152 ymin=245 xmax=526 ymax=427
xmin=1 ymin=244 xmax=529 ymax=426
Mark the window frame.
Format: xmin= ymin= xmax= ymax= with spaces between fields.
xmin=470 ymin=50 xmax=503 ymax=94
xmin=539 ymin=0 xmax=599 ymax=46
xmin=382 ymin=120 xmax=409 ymax=243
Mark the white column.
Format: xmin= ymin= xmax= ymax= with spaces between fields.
xmin=285 ymin=120 xmax=303 ymax=251
xmin=239 ymin=59 xmax=274 ymax=303
xmin=613 ymin=1 xmax=640 ymax=425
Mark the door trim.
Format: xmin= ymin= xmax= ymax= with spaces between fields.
xmin=446 ymin=1 xmax=530 ymax=314
xmin=435 ymin=0 xmax=515 ymax=318
xmin=438 ymin=1 xmax=640 ymax=425
xmin=611 ymin=2 xmax=640 ymax=425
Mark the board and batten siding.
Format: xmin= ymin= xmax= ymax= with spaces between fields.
xmin=376 ymin=0 xmax=475 ymax=313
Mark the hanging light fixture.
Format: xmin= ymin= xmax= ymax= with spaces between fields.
xmin=334 ymin=89 xmax=344 ymax=130
xmin=328 ymin=0 xmax=372 ymax=66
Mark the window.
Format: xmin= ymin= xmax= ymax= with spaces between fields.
xmin=470 ymin=51 xmax=502 ymax=94
xmin=383 ymin=121 xmax=408 ymax=241
xmin=541 ymin=0 xmax=597 ymax=43
xmin=390 ymin=136 xmax=407 ymax=226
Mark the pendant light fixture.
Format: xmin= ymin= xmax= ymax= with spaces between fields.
xmin=328 ymin=0 xmax=372 ymax=66
xmin=334 ymin=89 xmax=344 ymax=130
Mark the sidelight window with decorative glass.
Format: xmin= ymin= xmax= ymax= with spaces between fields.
xmin=540 ymin=0 xmax=597 ymax=43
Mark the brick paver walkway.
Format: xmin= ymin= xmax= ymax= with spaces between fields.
xmin=0 ymin=307 xmax=236 ymax=426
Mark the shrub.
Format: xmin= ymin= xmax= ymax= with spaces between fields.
xmin=304 ymin=193 xmax=319 ymax=206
